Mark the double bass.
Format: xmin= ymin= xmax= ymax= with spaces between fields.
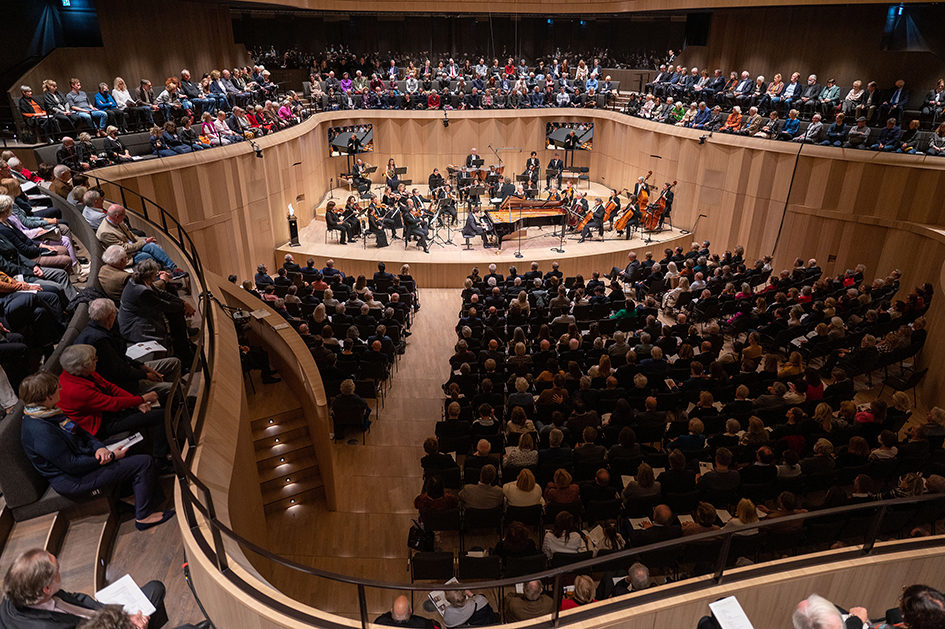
xmin=643 ymin=180 xmax=677 ymax=231
xmin=614 ymin=170 xmax=652 ymax=232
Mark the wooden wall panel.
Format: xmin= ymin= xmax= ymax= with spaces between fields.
xmin=679 ymin=6 xmax=941 ymax=98
xmin=8 ymin=0 xmax=249 ymax=111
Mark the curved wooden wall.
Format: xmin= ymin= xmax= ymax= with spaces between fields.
xmin=93 ymin=108 xmax=945 ymax=404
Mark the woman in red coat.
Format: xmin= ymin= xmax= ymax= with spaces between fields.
xmin=57 ymin=344 xmax=168 ymax=461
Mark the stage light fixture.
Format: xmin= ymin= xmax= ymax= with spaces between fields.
xmin=250 ymin=140 xmax=263 ymax=158
xmin=442 ymin=112 xmax=449 ymax=128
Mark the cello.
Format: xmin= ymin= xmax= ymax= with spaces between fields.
xmin=644 ymin=180 xmax=677 ymax=231
xmin=575 ymin=198 xmax=602 ymax=232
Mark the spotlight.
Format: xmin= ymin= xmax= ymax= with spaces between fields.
xmin=698 ymin=135 xmax=707 ymax=145
xmin=250 ymin=140 xmax=263 ymax=158
xmin=442 ymin=112 xmax=449 ymax=128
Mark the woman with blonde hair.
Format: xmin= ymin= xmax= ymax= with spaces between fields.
xmin=544 ymin=468 xmax=580 ymax=506
xmin=503 ymin=468 xmax=543 ymax=507
xmin=813 ymin=402 xmax=836 ymax=432
xmin=311 ymin=303 xmax=327 ymax=325
xmin=111 ymin=76 xmax=153 ymax=129
xmin=778 ymin=351 xmax=803 ymax=378
xmin=504 ymin=432 xmax=538 ymax=469
xmin=199 ymin=111 xmax=229 ymax=146
xmin=740 ymin=416 xmax=769 ymax=448
xmin=561 ymin=574 xmax=597 ymax=609
xmin=723 ymin=498 xmax=760 ymax=535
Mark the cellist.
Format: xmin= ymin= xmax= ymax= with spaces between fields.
xmin=605 ymin=188 xmax=621 ymax=230
xmin=657 ymin=182 xmax=675 ymax=230
xmin=579 ymin=197 xmax=606 ymax=243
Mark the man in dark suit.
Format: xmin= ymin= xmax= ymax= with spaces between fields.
xmin=0 ymin=549 xmax=195 ymax=629
xmin=522 ymin=164 xmax=539 ymax=198
xmin=579 ymin=197 xmax=607 ymax=243
xmin=879 ymin=80 xmax=909 ymax=124
xmin=657 ymin=183 xmax=674 ymax=230
xmin=464 ymin=207 xmax=491 ymax=248
xmin=373 ymin=262 xmax=395 ymax=283
xmin=546 ymin=153 xmax=564 ymax=189
xmin=822 ymin=334 xmax=879 ymax=376
xmin=628 ymin=504 xmax=683 ymax=547
xmin=326 ymin=206 xmax=352 ymax=244
xmin=797 ymin=74 xmax=823 ymax=116
xmin=402 ymin=202 xmax=429 ymax=253
xmin=581 ymin=469 xmax=619 ymax=503
xmin=465 ymin=148 xmax=481 ymax=167
xmin=645 ymin=65 xmax=669 ymax=95
xmin=282 ymin=254 xmax=302 ymax=274
xmin=727 ymin=71 xmax=754 ymax=109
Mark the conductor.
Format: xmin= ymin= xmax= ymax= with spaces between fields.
xmin=347 ymin=133 xmax=362 ymax=155
xmin=564 ymin=130 xmax=579 ymax=150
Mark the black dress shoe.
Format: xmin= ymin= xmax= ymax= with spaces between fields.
xmin=77 ymin=256 xmax=89 ymax=264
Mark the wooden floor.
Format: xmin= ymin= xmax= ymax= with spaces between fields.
xmin=275 ymin=182 xmax=691 ymax=288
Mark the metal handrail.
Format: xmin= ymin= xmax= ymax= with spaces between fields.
xmin=82 ymin=145 xmax=945 ymax=629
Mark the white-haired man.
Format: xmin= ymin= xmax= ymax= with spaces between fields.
xmin=793 ymin=593 xmax=869 ymax=629
xmin=96 ymin=204 xmax=187 ymax=279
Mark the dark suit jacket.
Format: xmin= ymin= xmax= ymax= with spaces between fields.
xmin=73 ymin=320 xmax=149 ymax=392
xmin=629 ymin=524 xmax=683 ymax=548
xmin=0 ymin=590 xmax=102 ymax=629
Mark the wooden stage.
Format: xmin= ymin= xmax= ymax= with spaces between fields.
xmin=276 ymin=184 xmax=691 ymax=288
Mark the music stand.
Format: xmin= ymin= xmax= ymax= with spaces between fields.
xmin=545 ymin=168 xmax=561 ymax=191
xmin=363 ymin=165 xmax=378 ymax=174
xmin=431 ymin=199 xmax=456 ymax=247
xmin=465 ymin=185 xmax=485 ymax=215
xmin=393 ymin=166 xmax=408 ymax=175
xmin=470 ymin=158 xmax=484 ymax=168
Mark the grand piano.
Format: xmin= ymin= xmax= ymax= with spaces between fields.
xmin=486 ymin=196 xmax=567 ymax=249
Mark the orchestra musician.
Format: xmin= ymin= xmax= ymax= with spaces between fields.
xmin=437 ymin=182 xmax=458 ymax=225
xmin=428 ymin=167 xmax=444 ymax=190
xmin=464 ymin=206 xmax=493 ymax=248
xmin=484 ymin=164 xmax=501 ymax=199
xmin=343 ymin=195 xmax=363 ymax=239
xmin=563 ymin=181 xmax=576 ymax=203
xmin=547 ymin=185 xmax=561 ymax=201
xmin=402 ymin=199 xmax=430 ymax=253
xmin=564 ymin=130 xmax=579 ymax=150
xmin=465 ymin=148 xmax=481 ymax=167
xmin=579 ymin=197 xmax=606 ymax=243
xmin=633 ymin=176 xmax=650 ymax=199
xmin=658 ymin=182 xmax=674 ymax=230
xmin=525 ymin=150 xmax=540 ymax=171
xmin=325 ymin=200 xmax=353 ymax=245
xmin=546 ymin=152 xmax=564 ymax=189
xmin=382 ymin=190 xmax=404 ymax=239
xmin=607 ymin=188 xmax=622 ymax=230
xmin=385 ymin=158 xmax=400 ymax=188
xmin=522 ymin=164 xmax=539 ymax=198
xmin=365 ymin=194 xmax=389 ymax=248
xmin=352 ymin=158 xmax=370 ymax=189
xmin=569 ymin=191 xmax=589 ymax=231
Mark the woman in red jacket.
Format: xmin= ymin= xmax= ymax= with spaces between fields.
xmin=57 ymin=344 xmax=168 ymax=461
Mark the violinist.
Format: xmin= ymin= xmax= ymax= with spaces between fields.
xmin=365 ymin=194 xmax=389 ymax=248
xmin=428 ymin=167 xmax=444 ymax=190
xmin=325 ymin=200 xmax=352 ymax=245
xmin=343 ymin=195 xmax=363 ymax=240
xmin=658 ymin=182 xmax=674 ymax=230
xmin=385 ymin=158 xmax=399 ymax=188
xmin=579 ymin=197 xmax=606 ymax=243
xmin=525 ymin=151 xmax=540 ymax=171
xmin=382 ymin=189 xmax=404 ymax=239
xmin=464 ymin=206 xmax=492 ymax=248
xmin=547 ymin=185 xmax=561 ymax=201
xmin=437 ymin=182 xmax=458 ymax=225
xmin=402 ymin=199 xmax=430 ymax=253
xmin=563 ymin=182 xmax=576 ymax=204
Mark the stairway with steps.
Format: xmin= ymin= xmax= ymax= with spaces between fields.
xmin=251 ymin=406 xmax=324 ymax=515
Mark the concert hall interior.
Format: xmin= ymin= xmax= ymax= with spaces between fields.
xmin=1 ymin=2 xmax=945 ymax=629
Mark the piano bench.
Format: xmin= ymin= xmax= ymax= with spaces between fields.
xmin=463 ymin=236 xmax=475 ymax=251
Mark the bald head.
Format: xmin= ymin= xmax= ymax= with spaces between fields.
xmin=391 ymin=595 xmax=412 ymax=621
xmin=653 ymin=504 xmax=673 ymax=526
xmin=106 ymin=204 xmax=126 ymax=222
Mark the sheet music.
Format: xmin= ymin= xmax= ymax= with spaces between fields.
xmin=96 ymin=574 xmax=156 ymax=616
xmin=126 ymin=342 xmax=166 ymax=360
xmin=708 ymin=596 xmax=756 ymax=629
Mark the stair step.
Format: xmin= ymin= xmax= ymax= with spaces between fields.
xmin=256 ymin=444 xmax=316 ymax=470
xmin=261 ymin=476 xmax=323 ymax=506
xmin=252 ymin=415 xmax=308 ymax=441
xmin=255 ymin=439 xmax=314 ymax=464
xmin=257 ymin=455 xmax=318 ymax=483
xmin=264 ymin=485 xmax=325 ymax=515
xmin=250 ymin=408 xmax=304 ymax=432
xmin=56 ymin=514 xmax=111 ymax=596
xmin=254 ymin=426 xmax=310 ymax=451
xmin=260 ymin=466 xmax=321 ymax=495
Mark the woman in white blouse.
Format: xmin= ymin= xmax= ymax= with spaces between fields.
xmin=502 ymin=469 xmax=543 ymax=507
xmin=542 ymin=511 xmax=586 ymax=559
xmin=112 ymin=76 xmax=153 ymax=128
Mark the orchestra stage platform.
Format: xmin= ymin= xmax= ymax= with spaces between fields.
xmin=276 ymin=211 xmax=691 ymax=289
